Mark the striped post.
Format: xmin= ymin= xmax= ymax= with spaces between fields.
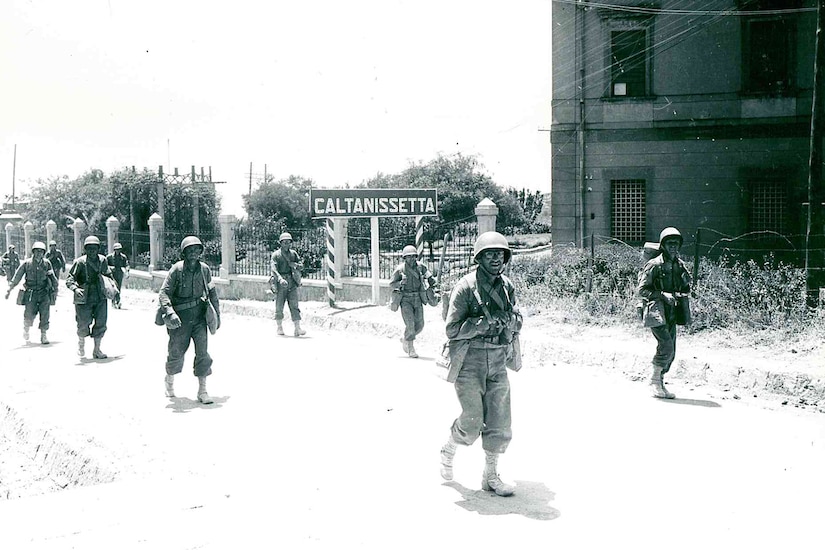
xmin=415 ymin=215 xmax=425 ymax=260
xmin=326 ymin=217 xmax=336 ymax=306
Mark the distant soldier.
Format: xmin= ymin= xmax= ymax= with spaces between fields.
xmin=106 ymin=242 xmax=130 ymax=309
xmin=2 ymin=245 xmax=20 ymax=285
xmin=4 ymin=241 xmax=58 ymax=344
xmin=270 ymin=232 xmax=306 ymax=337
xmin=439 ymin=231 xmax=522 ymax=497
xmin=46 ymin=240 xmax=66 ymax=277
xmin=389 ymin=245 xmax=437 ymax=358
xmin=66 ymin=235 xmax=115 ymax=359
xmin=158 ymin=236 xmax=221 ymax=404
xmin=637 ymin=227 xmax=692 ymax=399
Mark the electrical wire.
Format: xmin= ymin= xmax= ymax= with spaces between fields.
xmin=551 ymin=0 xmax=815 ymax=17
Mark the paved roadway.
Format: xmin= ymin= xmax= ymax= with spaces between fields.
xmin=0 ymin=287 xmax=823 ymax=549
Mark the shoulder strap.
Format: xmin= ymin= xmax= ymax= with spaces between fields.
xmin=469 ymin=272 xmax=495 ymax=324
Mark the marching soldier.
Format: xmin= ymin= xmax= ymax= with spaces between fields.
xmin=637 ymin=227 xmax=692 ymax=399
xmin=46 ymin=240 xmax=66 ymax=277
xmin=4 ymin=241 xmax=58 ymax=344
xmin=106 ymin=242 xmax=130 ymax=309
xmin=270 ymin=232 xmax=306 ymax=337
xmin=2 ymin=244 xmax=20 ymax=285
xmin=66 ymin=235 xmax=115 ymax=359
xmin=158 ymin=236 xmax=221 ymax=404
xmin=439 ymin=231 xmax=523 ymax=496
xmin=389 ymin=245 xmax=436 ymax=358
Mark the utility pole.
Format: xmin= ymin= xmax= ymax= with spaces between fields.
xmin=806 ymin=0 xmax=825 ymax=307
xmin=192 ymin=165 xmax=200 ymax=234
xmin=11 ymin=144 xmax=16 ymax=210
xmin=157 ymin=165 xmax=166 ymax=219
xmin=249 ymin=162 xmax=253 ymax=196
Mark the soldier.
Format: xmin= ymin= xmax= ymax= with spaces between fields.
xmin=270 ymin=232 xmax=306 ymax=337
xmin=2 ymin=244 xmax=20 ymax=285
xmin=66 ymin=235 xmax=115 ymax=359
xmin=637 ymin=227 xmax=692 ymax=399
xmin=158 ymin=236 xmax=221 ymax=404
xmin=389 ymin=245 xmax=436 ymax=358
xmin=439 ymin=231 xmax=523 ymax=497
xmin=46 ymin=240 xmax=66 ymax=278
xmin=4 ymin=241 xmax=58 ymax=344
xmin=106 ymin=242 xmax=130 ymax=309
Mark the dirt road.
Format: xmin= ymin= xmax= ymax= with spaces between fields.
xmin=1 ymin=289 xmax=823 ymax=549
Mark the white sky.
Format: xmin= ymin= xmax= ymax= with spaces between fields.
xmin=0 ymin=0 xmax=552 ymax=217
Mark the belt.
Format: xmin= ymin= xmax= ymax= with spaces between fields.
xmin=173 ymin=298 xmax=204 ymax=312
xmin=476 ymin=335 xmax=502 ymax=345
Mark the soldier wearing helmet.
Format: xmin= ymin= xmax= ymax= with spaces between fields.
xmin=270 ymin=231 xmax=306 ymax=337
xmin=5 ymin=241 xmax=59 ymax=345
xmin=45 ymin=240 xmax=66 ymax=277
xmin=637 ymin=227 xmax=692 ymax=399
xmin=66 ymin=234 xmax=116 ymax=359
xmin=2 ymin=244 xmax=20 ymax=284
xmin=158 ymin=235 xmax=221 ymax=404
xmin=439 ymin=231 xmax=523 ymax=497
xmin=389 ymin=244 xmax=437 ymax=358
xmin=106 ymin=242 xmax=130 ymax=309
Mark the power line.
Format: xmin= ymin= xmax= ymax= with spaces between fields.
xmin=552 ymin=0 xmax=815 ymax=17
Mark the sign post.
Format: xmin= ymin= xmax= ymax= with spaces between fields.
xmin=310 ymin=188 xmax=438 ymax=305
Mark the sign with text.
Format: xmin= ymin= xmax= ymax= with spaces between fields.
xmin=310 ymin=188 xmax=438 ymax=218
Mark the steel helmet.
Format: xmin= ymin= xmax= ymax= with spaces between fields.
xmin=31 ymin=241 xmax=47 ymax=253
xmin=49 ymin=240 xmax=57 ymax=246
xmin=472 ymin=231 xmax=511 ymax=263
xmin=180 ymin=235 xmax=204 ymax=254
xmin=659 ymin=227 xmax=683 ymax=246
xmin=83 ymin=235 xmax=101 ymax=247
xmin=113 ymin=242 xmax=123 ymax=250
xmin=401 ymin=245 xmax=418 ymax=258
xmin=279 ymin=232 xmax=293 ymax=243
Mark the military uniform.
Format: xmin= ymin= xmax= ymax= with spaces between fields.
xmin=106 ymin=250 xmax=129 ymax=307
xmin=158 ymin=260 xmax=219 ymax=378
xmin=66 ymin=253 xmax=113 ymax=340
xmin=389 ymin=255 xmax=436 ymax=357
xmin=46 ymin=246 xmax=66 ymax=276
xmin=2 ymin=248 xmax=20 ymax=284
xmin=7 ymin=255 xmax=58 ymax=342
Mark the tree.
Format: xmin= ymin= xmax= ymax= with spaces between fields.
xmin=22 ymin=169 xmax=113 ymax=231
xmin=243 ymin=175 xmax=315 ymax=230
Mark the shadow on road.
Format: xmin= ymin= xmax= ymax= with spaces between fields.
xmin=76 ymin=355 xmax=125 ymax=365
xmin=165 ymin=396 xmax=230 ymax=413
xmin=443 ymin=480 xmax=560 ymax=521
xmin=661 ymin=397 xmax=721 ymax=408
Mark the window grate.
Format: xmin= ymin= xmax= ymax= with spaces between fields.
xmin=750 ymin=179 xmax=786 ymax=233
xmin=611 ymin=179 xmax=646 ymax=243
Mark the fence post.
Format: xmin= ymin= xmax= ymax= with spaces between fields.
xmin=148 ymin=213 xmax=163 ymax=273
xmin=45 ymin=220 xmax=57 ymax=245
xmin=23 ymin=221 xmax=34 ymax=258
xmin=72 ymin=218 xmax=86 ymax=260
xmin=326 ymin=218 xmax=337 ymax=306
xmin=4 ymin=223 xmax=12 ymax=250
xmin=106 ymin=216 xmax=120 ymax=254
xmin=218 ymin=214 xmax=237 ymax=278
xmin=415 ymin=215 xmax=425 ymax=259
xmin=475 ymin=198 xmax=499 ymax=234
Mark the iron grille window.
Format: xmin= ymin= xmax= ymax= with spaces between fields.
xmin=611 ymin=179 xmax=646 ymax=243
xmin=610 ymin=30 xmax=647 ymax=97
xmin=749 ymin=178 xmax=786 ymax=233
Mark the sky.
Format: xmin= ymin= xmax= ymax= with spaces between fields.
xmin=0 ymin=0 xmax=552 ymax=217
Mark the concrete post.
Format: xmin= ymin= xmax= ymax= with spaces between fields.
xmin=23 ymin=221 xmax=34 ymax=258
xmin=218 ymin=214 xmax=237 ymax=278
xmin=148 ymin=213 xmax=163 ymax=273
xmin=72 ymin=218 xmax=86 ymax=260
xmin=106 ymin=216 xmax=120 ymax=254
xmin=475 ymin=198 xmax=499 ymax=235
xmin=45 ymin=220 xmax=57 ymax=245
xmin=4 ymin=223 xmax=12 ymax=251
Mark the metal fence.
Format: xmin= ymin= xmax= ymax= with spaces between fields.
xmin=115 ymin=230 xmax=151 ymax=270
xmin=160 ymin=229 xmax=222 ymax=276
xmin=235 ymin=223 xmax=326 ymax=280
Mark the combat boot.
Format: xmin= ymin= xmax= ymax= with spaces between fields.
xmin=650 ymin=365 xmax=671 ymax=399
xmin=400 ymin=338 xmax=410 ymax=354
xmin=23 ymin=326 xmax=30 ymax=343
xmin=92 ymin=337 xmax=107 ymax=359
xmin=77 ymin=336 xmax=86 ymax=357
xmin=40 ymin=330 xmax=49 ymax=345
xmin=276 ymin=320 xmax=285 ymax=336
xmin=482 ymin=451 xmax=515 ymax=496
xmin=164 ymin=374 xmax=175 ymax=398
xmin=294 ymin=321 xmax=306 ymax=337
xmin=198 ymin=376 xmax=214 ymax=404
xmin=440 ymin=437 xmax=457 ymax=481
xmin=407 ymin=340 xmax=419 ymax=358
xmin=660 ymin=370 xmax=676 ymax=399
